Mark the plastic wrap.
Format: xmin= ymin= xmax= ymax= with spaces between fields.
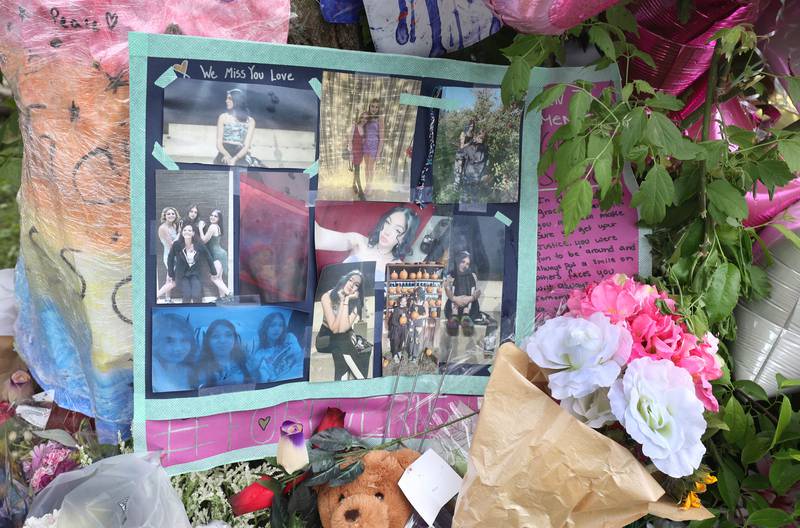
xmin=0 ymin=1 xmax=291 ymax=441
xmin=27 ymin=453 xmax=191 ymax=527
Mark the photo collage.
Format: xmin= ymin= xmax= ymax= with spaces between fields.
xmin=146 ymin=59 xmax=521 ymax=397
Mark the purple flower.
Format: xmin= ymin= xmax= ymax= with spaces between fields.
xmin=25 ymin=441 xmax=79 ymax=493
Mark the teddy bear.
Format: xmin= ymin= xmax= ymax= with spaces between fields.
xmin=317 ymin=449 xmax=420 ymax=528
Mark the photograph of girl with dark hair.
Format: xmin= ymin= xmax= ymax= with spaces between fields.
xmin=155 ymin=170 xmax=233 ymax=304
xmin=167 ymin=224 xmax=230 ymax=303
xmin=310 ymin=262 xmax=376 ymax=383
xmin=438 ymin=214 xmax=506 ymax=365
xmin=162 ymin=78 xmax=318 ymax=169
xmin=198 ymin=319 xmax=248 ymax=388
xmin=150 ymin=306 xmax=305 ymax=394
xmin=214 ymin=89 xmax=259 ymax=166
xmin=318 ymin=71 xmax=420 ymax=202
xmin=156 ymin=206 xmax=181 ymax=303
xmin=246 ymin=312 xmax=304 ymax=383
xmin=314 ymin=202 xmax=434 ymax=283
xmin=433 ymin=86 xmax=521 ymax=204
xmin=151 ymin=311 xmax=198 ymax=393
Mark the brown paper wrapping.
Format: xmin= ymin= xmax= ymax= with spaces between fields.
xmin=453 ymin=343 xmax=712 ymax=527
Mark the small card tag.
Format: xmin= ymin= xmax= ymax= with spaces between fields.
xmin=399 ymin=449 xmax=462 ymax=527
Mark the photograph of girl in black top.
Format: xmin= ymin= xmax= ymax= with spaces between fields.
xmin=167 ymin=224 xmax=230 ymax=303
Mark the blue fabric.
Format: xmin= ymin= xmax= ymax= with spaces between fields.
xmin=320 ymin=0 xmax=364 ymax=24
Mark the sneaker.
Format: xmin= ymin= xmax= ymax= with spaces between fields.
xmin=446 ymin=317 xmax=460 ymax=336
xmin=461 ymin=316 xmax=475 ymax=337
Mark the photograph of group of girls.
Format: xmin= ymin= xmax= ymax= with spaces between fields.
xmin=314 ymin=202 xmax=434 ymax=283
xmin=162 ymin=78 xmax=318 ymax=169
xmin=318 ymin=72 xmax=421 ymax=203
xmin=154 ymin=170 xmax=233 ymax=304
xmin=432 ymin=87 xmax=522 ymax=204
xmin=150 ymin=306 xmax=306 ymax=393
xmin=239 ymin=171 xmax=310 ymax=303
xmin=309 ymin=262 xmax=376 ymax=383
xmin=382 ymin=263 xmax=445 ymax=377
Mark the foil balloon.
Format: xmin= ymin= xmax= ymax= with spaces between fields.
xmin=0 ymin=0 xmax=291 ymax=440
xmin=482 ymin=0 xmax=621 ymax=35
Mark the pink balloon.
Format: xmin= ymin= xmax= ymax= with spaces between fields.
xmin=482 ymin=0 xmax=621 ymax=35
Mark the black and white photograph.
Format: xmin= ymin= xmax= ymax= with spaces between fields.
xmin=150 ymin=305 xmax=307 ymax=394
xmin=154 ymin=170 xmax=233 ymax=304
xmin=309 ymin=261 xmax=376 ymax=382
xmin=162 ymin=78 xmax=318 ymax=168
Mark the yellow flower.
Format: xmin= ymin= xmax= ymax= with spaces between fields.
xmin=695 ymin=481 xmax=707 ymax=493
xmin=704 ymin=474 xmax=718 ymax=485
xmin=681 ymin=492 xmax=702 ymax=509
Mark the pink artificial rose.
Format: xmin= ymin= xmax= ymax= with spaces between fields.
xmin=482 ymin=0 xmax=622 ymax=35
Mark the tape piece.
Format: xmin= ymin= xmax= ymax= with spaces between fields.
xmin=308 ymin=78 xmax=322 ymax=98
xmin=152 ymin=142 xmax=179 ymax=170
xmin=154 ymin=66 xmax=178 ymax=88
xmin=304 ymin=159 xmax=320 ymax=177
xmin=494 ymin=211 xmax=512 ymax=226
xmin=399 ymin=93 xmax=462 ymax=111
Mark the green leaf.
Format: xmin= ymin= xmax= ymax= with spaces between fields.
xmin=328 ymin=460 xmax=365 ymax=487
xmin=776 ymin=373 xmax=800 ymax=389
xmin=674 ymin=163 xmax=701 ymax=204
xmin=310 ymin=428 xmax=363 ymax=451
xmin=770 ymin=224 xmax=800 ymax=252
xmin=561 ymin=179 xmax=593 ymax=236
xmin=741 ymin=434 xmax=771 ymax=466
xmin=748 ymin=265 xmax=771 ymax=299
xmin=717 ymin=462 xmax=741 ymax=510
xmin=778 ymin=137 xmax=800 ymax=173
xmin=309 ymin=449 xmax=336 ymax=473
xmin=726 ymin=125 xmax=757 ymax=148
xmin=605 ymin=5 xmax=638 ymax=34
xmin=645 ymin=112 xmax=685 ymax=152
xmin=734 ymin=380 xmax=769 ymax=402
xmin=528 ymin=83 xmax=567 ymax=112
xmin=620 ymin=107 xmax=646 ymax=156
xmin=785 ymin=77 xmax=800 ymax=107
xmin=705 ymin=263 xmax=742 ymax=324
xmin=599 ymin=181 xmax=623 ymax=210
xmin=537 ymin=146 xmax=555 ymax=177
xmin=644 ymin=92 xmax=685 ymax=111
xmin=747 ymin=159 xmax=795 ymax=192
xmin=633 ymin=79 xmax=656 ymax=95
xmin=769 ymin=458 xmax=800 ymax=495
xmin=632 ymin=49 xmax=656 ymax=69
xmin=587 ymin=134 xmax=613 ymax=196
xmin=502 ymin=57 xmax=531 ymax=105
xmin=771 ymin=396 xmax=794 ymax=448
xmin=680 ymin=220 xmax=705 ymax=258
xmin=708 ymin=179 xmax=749 ymax=220
xmin=746 ymin=508 xmax=794 ymax=527
xmin=631 ymin=164 xmax=675 ymax=224
xmin=741 ymin=474 xmax=771 ymax=490
xmin=568 ymin=88 xmax=592 ymax=133
xmin=621 ymin=83 xmax=634 ymax=102
xmin=723 ymin=396 xmax=748 ymax=446
xmin=588 ymin=26 xmax=615 ymax=60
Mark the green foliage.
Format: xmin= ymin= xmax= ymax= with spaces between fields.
xmin=0 ymin=97 xmax=22 ymax=269
xmin=503 ymin=10 xmax=800 ymax=526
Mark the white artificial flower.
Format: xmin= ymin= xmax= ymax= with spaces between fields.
xmin=23 ymin=510 xmax=60 ymax=528
xmin=560 ymin=388 xmax=616 ymax=428
xmin=608 ymin=357 xmax=706 ymax=478
xmin=527 ymin=312 xmax=633 ymax=400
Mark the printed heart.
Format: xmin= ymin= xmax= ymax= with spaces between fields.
xmin=105 ymin=11 xmax=118 ymax=30
xmin=258 ymin=417 xmax=271 ymax=431
xmin=172 ymin=60 xmax=189 ymax=77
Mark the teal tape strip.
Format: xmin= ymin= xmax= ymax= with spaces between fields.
xmin=152 ymin=142 xmax=179 ymax=170
xmin=154 ymin=66 xmax=178 ymax=88
xmin=494 ymin=211 xmax=512 ymax=226
xmin=399 ymin=93 xmax=462 ymax=111
xmin=308 ymin=77 xmax=322 ymax=98
xmin=304 ymin=159 xmax=319 ymax=177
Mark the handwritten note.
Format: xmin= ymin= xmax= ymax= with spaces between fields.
xmin=536 ymin=84 xmax=641 ymax=316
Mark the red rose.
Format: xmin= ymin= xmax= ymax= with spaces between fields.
xmin=0 ymin=401 xmax=15 ymax=426
xmin=229 ymin=476 xmax=276 ymax=516
xmin=314 ymin=407 xmax=345 ymax=434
